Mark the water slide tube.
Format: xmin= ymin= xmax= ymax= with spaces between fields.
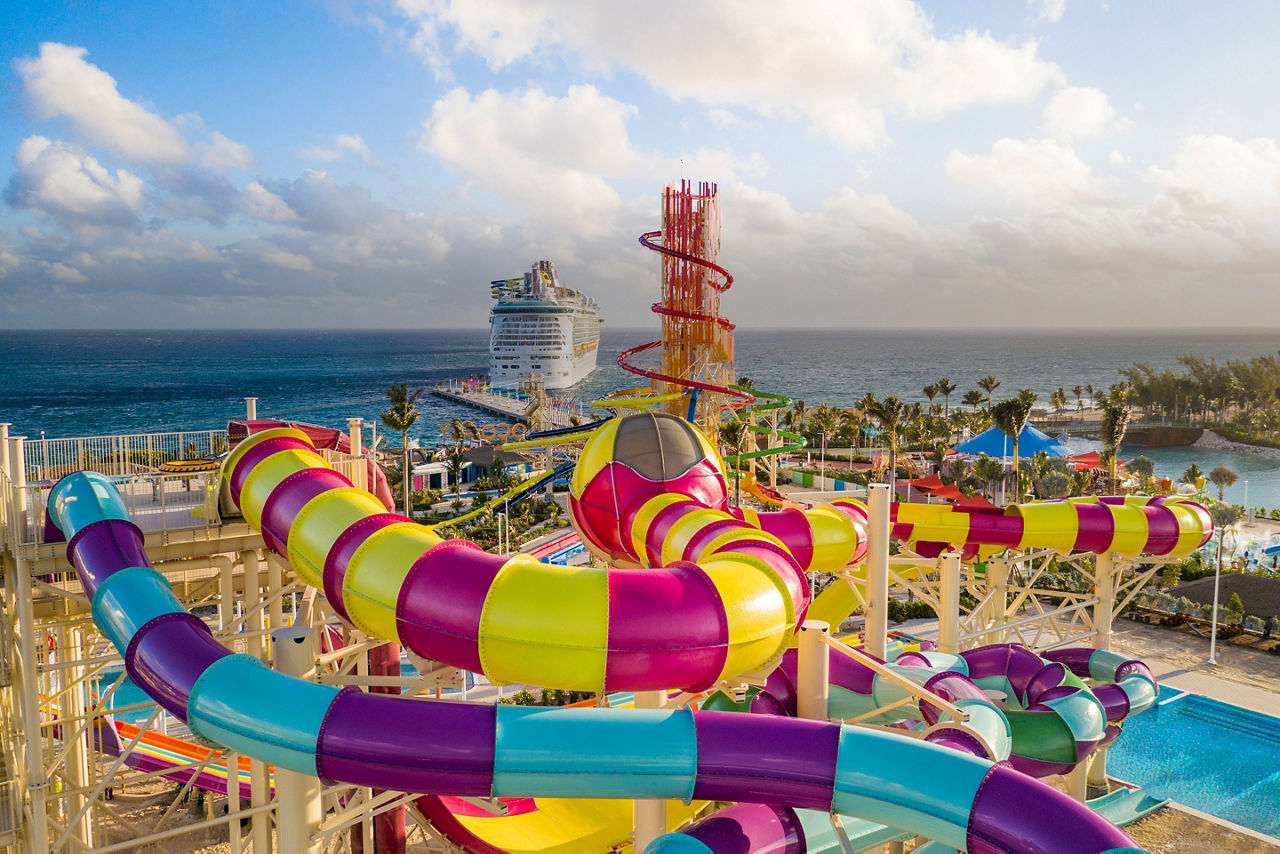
xmin=228 ymin=418 xmax=395 ymax=511
xmin=48 ymin=419 xmax=1156 ymax=853
xmin=737 ymin=642 xmax=1154 ymax=778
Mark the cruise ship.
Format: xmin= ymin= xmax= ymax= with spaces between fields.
xmin=489 ymin=260 xmax=603 ymax=389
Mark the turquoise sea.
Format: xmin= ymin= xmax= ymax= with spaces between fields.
xmin=1 ymin=327 xmax=1277 ymax=509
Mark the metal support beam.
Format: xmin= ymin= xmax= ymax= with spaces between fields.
xmin=864 ymin=484 xmax=890 ymax=662
xmin=796 ymin=621 xmax=830 ymax=721
xmin=1093 ymin=552 xmax=1115 ymax=650
xmin=633 ymin=690 xmax=667 ymax=851
xmin=272 ymin=625 xmax=323 ymax=853
xmin=938 ymin=551 xmax=961 ymax=655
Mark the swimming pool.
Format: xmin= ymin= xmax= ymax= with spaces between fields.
xmin=1108 ymin=687 xmax=1280 ymax=839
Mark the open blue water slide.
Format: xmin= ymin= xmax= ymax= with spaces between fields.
xmin=49 ymin=471 xmax=1146 ymax=853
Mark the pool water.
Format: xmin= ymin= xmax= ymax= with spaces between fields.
xmin=1108 ymin=687 xmax=1280 ymax=839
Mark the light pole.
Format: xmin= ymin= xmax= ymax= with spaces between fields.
xmin=1209 ymin=527 xmax=1235 ymax=665
xmin=819 ymin=432 xmax=827 ymax=492
xmin=1244 ymin=480 xmax=1250 ymax=524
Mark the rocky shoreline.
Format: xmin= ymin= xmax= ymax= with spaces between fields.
xmin=1191 ymin=429 xmax=1280 ymax=461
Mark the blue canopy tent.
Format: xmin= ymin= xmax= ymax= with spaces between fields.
xmin=952 ymin=424 xmax=1071 ymax=457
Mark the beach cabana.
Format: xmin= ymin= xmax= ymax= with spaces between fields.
xmin=952 ymin=424 xmax=1071 ymax=458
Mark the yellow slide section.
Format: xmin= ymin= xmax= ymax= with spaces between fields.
xmin=452 ymin=798 xmax=706 ymax=853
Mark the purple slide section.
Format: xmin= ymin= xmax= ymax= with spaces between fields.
xmin=685 ymin=804 xmax=805 ymax=854
xmin=966 ymin=764 xmax=1134 ymax=854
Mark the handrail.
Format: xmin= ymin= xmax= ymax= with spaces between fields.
xmin=818 ymin=634 xmax=969 ymax=723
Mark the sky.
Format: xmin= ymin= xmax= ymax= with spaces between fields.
xmin=3 ymin=1 xmax=1280 ymax=330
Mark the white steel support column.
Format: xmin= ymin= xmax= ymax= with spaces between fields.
xmin=272 ymin=625 xmax=323 ymax=853
xmin=985 ymin=557 xmax=1010 ymax=646
xmin=938 ymin=551 xmax=961 ymax=655
xmin=1066 ymin=755 xmax=1089 ymax=802
xmin=219 ymin=556 xmax=237 ymax=633
xmin=66 ymin=627 xmax=95 ymax=849
xmin=796 ymin=621 xmax=830 ymax=721
xmin=242 ymin=550 xmax=272 ymax=854
xmin=865 ymin=484 xmax=890 ymax=661
xmin=10 ymin=437 xmax=27 ymax=539
xmin=267 ymin=553 xmax=284 ymax=658
xmin=245 ymin=397 xmax=258 ymax=420
xmin=0 ymin=422 xmax=9 ymax=529
xmin=10 ymin=434 xmax=49 ymax=852
xmin=15 ymin=559 xmax=49 ymax=851
xmin=347 ymin=418 xmax=363 ymax=459
xmin=1093 ymin=552 xmax=1116 ymax=650
xmin=633 ymin=691 xmax=666 ymax=851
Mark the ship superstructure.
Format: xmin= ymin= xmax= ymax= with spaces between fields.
xmin=489 ymin=260 xmax=602 ymax=389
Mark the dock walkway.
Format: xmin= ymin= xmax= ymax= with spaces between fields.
xmin=431 ymin=382 xmax=582 ymax=430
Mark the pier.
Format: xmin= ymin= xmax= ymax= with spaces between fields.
xmin=431 ymin=380 xmax=587 ymax=431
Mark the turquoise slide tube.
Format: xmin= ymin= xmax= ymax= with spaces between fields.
xmin=493 ymin=706 xmax=698 ymax=800
xmin=187 ymin=654 xmax=338 ymax=776
xmin=47 ymin=470 xmax=133 ymax=538
xmin=832 ymin=725 xmax=990 ymax=849
xmin=91 ymin=565 xmax=186 ymax=653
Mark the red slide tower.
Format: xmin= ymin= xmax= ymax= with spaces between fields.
xmin=618 ymin=180 xmax=749 ymax=434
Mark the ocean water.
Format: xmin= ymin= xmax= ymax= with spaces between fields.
xmin=2 ymin=326 xmax=1277 ymax=506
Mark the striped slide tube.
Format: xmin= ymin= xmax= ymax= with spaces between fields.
xmin=48 ymin=467 xmax=1149 ymax=852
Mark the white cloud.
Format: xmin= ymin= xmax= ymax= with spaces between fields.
xmin=300 ymin=134 xmax=379 ymax=165
xmin=1028 ymin=0 xmax=1066 ymax=24
xmin=239 ymin=180 xmax=299 ymax=222
xmin=48 ymin=261 xmax=88 ymax=283
xmin=20 ymin=225 xmax=47 ymax=240
xmin=1146 ymin=135 xmax=1280 ymax=218
xmin=15 ymin=43 xmax=191 ymax=163
xmin=5 ymin=136 xmax=145 ymax=231
xmin=707 ymin=108 xmax=740 ymax=129
xmin=261 ymin=249 xmax=314 ymax=271
xmin=1043 ymin=86 xmax=1126 ymax=140
xmin=182 ymin=240 xmax=225 ymax=263
xmin=395 ymin=1 xmax=1062 ymax=149
xmin=196 ymin=131 xmax=255 ymax=170
xmin=1109 ymin=149 xmax=1129 ymax=166
xmin=946 ymin=138 xmax=1106 ymax=208
xmin=420 ymin=85 xmax=641 ymax=234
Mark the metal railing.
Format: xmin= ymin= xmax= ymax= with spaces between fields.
xmin=21 ymin=430 xmax=228 ymax=482
xmin=17 ymin=473 xmax=223 ymax=547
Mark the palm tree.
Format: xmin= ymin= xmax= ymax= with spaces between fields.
xmin=381 ymin=383 xmax=424 ymax=513
xmin=1050 ymin=388 xmax=1068 ymax=416
xmin=1181 ymin=463 xmax=1204 ymax=489
xmin=977 ymin=376 xmax=1001 ymax=410
xmin=1100 ymin=403 xmax=1130 ymax=492
xmin=1086 ymin=383 xmax=1096 ymax=410
xmin=1073 ymin=385 xmax=1084 ymax=415
xmin=1209 ymin=465 xmax=1239 ymax=502
xmin=972 ymin=453 xmax=1005 ymax=502
xmin=719 ymin=416 xmax=750 ymax=506
xmin=990 ymin=397 xmax=1032 ymax=499
xmin=962 ymin=389 xmax=984 ymax=413
xmin=936 ymin=378 xmax=957 ymax=419
xmin=444 ymin=418 xmax=480 ymax=448
xmin=783 ymin=399 xmax=811 ymax=436
xmin=1017 ymin=388 xmax=1038 ymax=409
xmin=865 ymin=395 xmax=906 ymax=495
xmin=923 ymin=383 xmax=939 ymax=415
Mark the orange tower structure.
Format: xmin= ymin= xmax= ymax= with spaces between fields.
xmin=618 ymin=180 xmax=749 ymax=433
